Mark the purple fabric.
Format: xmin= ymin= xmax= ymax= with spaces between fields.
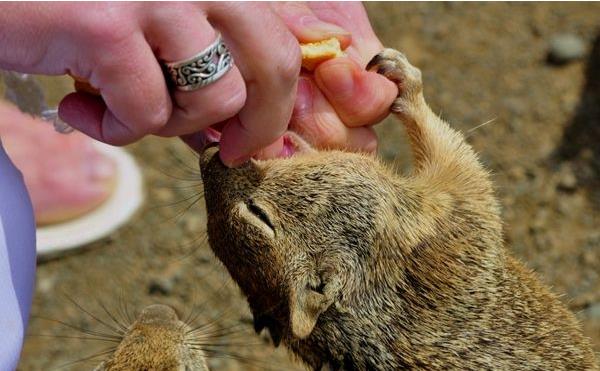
xmin=0 ymin=143 xmax=36 ymax=371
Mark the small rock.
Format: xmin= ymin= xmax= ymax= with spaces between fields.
xmin=148 ymin=276 xmax=175 ymax=296
xmin=547 ymin=34 xmax=586 ymax=65
xmin=37 ymin=275 xmax=56 ymax=295
xmin=556 ymin=163 xmax=578 ymax=192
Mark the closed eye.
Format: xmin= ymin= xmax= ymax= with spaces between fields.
xmin=236 ymin=200 xmax=275 ymax=238
xmin=246 ymin=199 xmax=275 ymax=231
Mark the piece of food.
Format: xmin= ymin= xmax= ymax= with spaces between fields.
xmin=69 ymin=74 xmax=101 ymax=95
xmin=300 ymin=37 xmax=345 ymax=71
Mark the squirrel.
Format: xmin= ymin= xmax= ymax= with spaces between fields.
xmin=200 ymin=48 xmax=598 ymax=370
xmin=94 ymin=304 xmax=208 ymax=371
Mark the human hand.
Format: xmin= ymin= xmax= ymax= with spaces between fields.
xmin=0 ymin=3 xmax=304 ymax=166
xmin=273 ymin=2 xmax=398 ymax=153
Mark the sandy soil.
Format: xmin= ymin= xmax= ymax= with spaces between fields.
xmin=15 ymin=3 xmax=600 ymax=370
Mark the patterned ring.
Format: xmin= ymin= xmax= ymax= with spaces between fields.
xmin=163 ymin=33 xmax=234 ymax=91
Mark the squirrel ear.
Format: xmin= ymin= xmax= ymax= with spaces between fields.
xmin=284 ymin=131 xmax=316 ymax=155
xmin=289 ymin=285 xmax=333 ymax=339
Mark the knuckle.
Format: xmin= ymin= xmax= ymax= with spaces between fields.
xmin=144 ymin=104 xmax=170 ymax=132
xmin=74 ymin=5 xmax=136 ymax=48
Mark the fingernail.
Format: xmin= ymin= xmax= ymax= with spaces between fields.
xmin=318 ymin=62 xmax=356 ymax=98
xmin=294 ymin=77 xmax=313 ymax=119
xmin=204 ymin=127 xmax=222 ymax=143
xmin=300 ymin=16 xmax=350 ymax=38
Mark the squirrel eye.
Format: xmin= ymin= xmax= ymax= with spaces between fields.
xmin=246 ymin=199 xmax=275 ymax=231
xmin=237 ymin=199 xmax=275 ymax=238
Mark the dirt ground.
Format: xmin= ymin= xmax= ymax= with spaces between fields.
xmin=15 ymin=3 xmax=600 ymax=370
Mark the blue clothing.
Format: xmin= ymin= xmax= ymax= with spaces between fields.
xmin=0 ymin=143 xmax=36 ymax=371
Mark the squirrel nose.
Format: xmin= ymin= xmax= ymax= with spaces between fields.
xmin=138 ymin=304 xmax=179 ymax=324
xmin=200 ymin=143 xmax=261 ymax=206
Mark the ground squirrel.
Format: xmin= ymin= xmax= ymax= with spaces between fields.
xmin=200 ymin=49 xmax=598 ymax=370
xmin=94 ymin=304 xmax=208 ymax=371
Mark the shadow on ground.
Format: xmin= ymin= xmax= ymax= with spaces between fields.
xmin=556 ymin=33 xmax=600 ymax=208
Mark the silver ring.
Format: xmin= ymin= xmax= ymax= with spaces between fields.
xmin=163 ymin=33 xmax=234 ymax=91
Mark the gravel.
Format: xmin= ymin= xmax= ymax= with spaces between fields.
xmin=548 ymin=34 xmax=587 ymax=65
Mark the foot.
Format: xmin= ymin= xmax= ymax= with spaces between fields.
xmin=0 ymin=101 xmax=117 ymax=225
xmin=367 ymin=49 xmax=423 ymax=116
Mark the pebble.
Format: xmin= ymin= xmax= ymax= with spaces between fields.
xmin=37 ymin=275 xmax=56 ymax=295
xmin=547 ymin=34 xmax=586 ymax=65
xmin=556 ymin=163 xmax=578 ymax=191
xmin=148 ymin=276 xmax=175 ymax=296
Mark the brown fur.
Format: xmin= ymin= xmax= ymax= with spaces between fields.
xmin=94 ymin=304 xmax=208 ymax=371
xmin=200 ymin=49 xmax=598 ymax=370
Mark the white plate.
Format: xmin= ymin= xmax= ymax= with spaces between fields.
xmin=36 ymin=142 xmax=144 ymax=256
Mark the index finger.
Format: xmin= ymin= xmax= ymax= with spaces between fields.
xmin=209 ymin=3 xmax=302 ymax=167
xmin=60 ymin=32 xmax=171 ymax=145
